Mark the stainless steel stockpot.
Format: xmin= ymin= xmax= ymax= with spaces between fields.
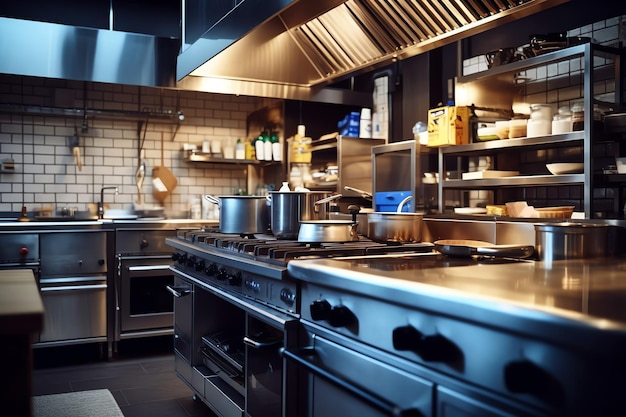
xmin=268 ymin=191 xmax=333 ymax=239
xmin=204 ymin=195 xmax=270 ymax=234
xmin=534 ymin=222 xmax=610 ymax=260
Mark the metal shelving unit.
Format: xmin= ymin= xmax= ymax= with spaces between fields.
xmin=438 ymin=43 xmax=622 ymax=218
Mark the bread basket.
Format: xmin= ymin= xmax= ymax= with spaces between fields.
xmin=535 ymin=206 xmax=574 ymax=218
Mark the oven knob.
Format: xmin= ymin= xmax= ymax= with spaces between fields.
xmin=177 ymin=254 xmax=187 ymax=265
xmin=310 ymin=300 xmax=332 ymax=321
xmin=186 ymin=255 xmax=196 ymax=268
xmin=20 ymin=247 xmax=29 ymax=256
xmin=216 ymin=267 xmax=227 ymax=281
xmin=195 ymin=260 xmax=205 ymax=272
xmin=504 ymin=360 xmax=556 ymax=395
xmin=310 ymin=300 xmax=356 ymax=327
xmin=171 ymin=253 xmax=180 ymax=262
xmin=228 ymin=272 xmax=242 ymax=286
xmin=205 ymin=263 xmax=217 ymax=276
xmin=245 ymin=278 xmax=260 ymax=293
xmin=280 ymin=288 xmax=296 ymax=306
xmin=392 ymin=325 xmax=460 ymax=362
xmin=140 ymin=239 xmax=149 ymax=249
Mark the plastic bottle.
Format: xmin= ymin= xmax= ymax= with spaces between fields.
xmin=255 ymin=130 xmax=265 ymax=160
xmin=263 ymin=129 xmax=272 ymax=161
xmin=245 ymin=140 xmax=255 ymax=160
xmin=235 ymin=139 xmax=245 ymax=159
xmin=270 ymin=130 xmax=282 ymax=161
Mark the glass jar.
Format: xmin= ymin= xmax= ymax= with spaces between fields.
xmin=571 ymin=101 xmax=584 ymax=131
xmin=552 ymin=107 xmax=573 ymax=134
xmin=527 ymin=104 xmax=553 ymax=137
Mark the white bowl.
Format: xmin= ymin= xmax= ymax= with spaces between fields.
xmin=616 ymin=157 xmax=626 ymax=174
xmin=546 ymin=163 xmax=584 ymax=175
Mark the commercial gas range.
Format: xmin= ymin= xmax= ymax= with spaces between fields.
xmin=165 ymin=227 xmax=434 ymax=417
xmin=287 ymin=253 xmax=626 ymax=417
xmin=166 ymin=227 xmax=434 ymax=314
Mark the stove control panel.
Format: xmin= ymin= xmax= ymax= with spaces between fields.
xmin=172 ymin=249 xmax=298 ymax=314
xmin=299 ymin=280 xmax=593 ymax=415
xmin=0 ymin=233 xmax=39 ymax=265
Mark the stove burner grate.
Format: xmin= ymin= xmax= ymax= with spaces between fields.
xmin=177 ymin=231 xmax=436 ymax=266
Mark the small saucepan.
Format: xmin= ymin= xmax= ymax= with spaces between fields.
xmin=297 ymin=220 xmax=359 ymax=243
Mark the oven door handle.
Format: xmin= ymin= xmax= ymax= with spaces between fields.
xmin=280 ymin=347 xmax=422 ymax=417
xmin=165 ymin=285 xmax=192 ymax=298
xmin=243 ymin=336 xmax=282 ymax=349
xmin=40 ymin=284 xmax=107 ymax=292
xmin=128 ymin=265 xmax=171 ymax=271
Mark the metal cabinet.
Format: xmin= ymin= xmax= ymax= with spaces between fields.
xmin=38 ymin=231 xmax=108 ymax=345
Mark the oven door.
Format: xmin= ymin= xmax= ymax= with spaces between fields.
xmin=282 ymin=330 xmax=433 ymax=417
xmin=39 ymin=276 xmax=107 ymax=344
xmin=118 ymin=255 xmax=174 ymax=336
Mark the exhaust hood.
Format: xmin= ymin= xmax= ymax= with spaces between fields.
xmin=177 ymin=0 xmax=568 ymax=101
xmin=0 ymin=17 xmax=178 ymax=87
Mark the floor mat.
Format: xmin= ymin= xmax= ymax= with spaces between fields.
xmin=33 ymin=389 xmax=124 ymax=417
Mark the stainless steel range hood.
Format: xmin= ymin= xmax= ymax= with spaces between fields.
xmin=0 ymin=17 xmax=178 ymax=87
xmin=177 ymin=0 xmax=568 ymax=102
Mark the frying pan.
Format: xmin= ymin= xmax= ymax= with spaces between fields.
xmin=434 ymin=239 xmax=534 ymax=259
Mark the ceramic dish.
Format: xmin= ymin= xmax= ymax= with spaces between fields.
xmin=546 ymin=163 xmax=584 ymax=175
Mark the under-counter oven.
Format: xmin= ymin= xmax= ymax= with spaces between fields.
xmin=116 ymin=228 xmax=177 ymax=341
xmin=169 ymin=266 xmax=300 ymax=417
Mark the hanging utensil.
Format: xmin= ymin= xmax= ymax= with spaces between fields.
xmin=152 ymin=132 xmax=178 ymax=202
xmin=135 ymin=149 xmax=146 ymax=205
xmin=68 ymin=129 xmax=82 ymax=171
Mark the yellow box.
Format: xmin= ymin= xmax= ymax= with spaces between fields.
xmin=427 ymin=106 xmax=472 ymax=147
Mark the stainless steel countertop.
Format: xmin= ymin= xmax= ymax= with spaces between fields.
xmin=288 ymin=254 xmax=626 ymax=352
xmin=0 ymin=219 xmax=217 ymax=228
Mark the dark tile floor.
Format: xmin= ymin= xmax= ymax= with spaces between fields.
xmin=32 ymin=336 xmax=216 ymax=417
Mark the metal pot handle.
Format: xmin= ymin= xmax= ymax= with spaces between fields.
xmin=397 ymin=195 xmax=413 ymax=212
xmin=314 ymin=193 xmax=342 ymax=205
xmin=204 ymin=195 xmax=220 ymax=206
xmin=343 ymin=186 xmax=373 ymax=200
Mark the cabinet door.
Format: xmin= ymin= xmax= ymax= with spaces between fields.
xmin=170 ymin=275 xmax=193 ymax=362
xmin=437 ymin=386 xmax=543 ymax=417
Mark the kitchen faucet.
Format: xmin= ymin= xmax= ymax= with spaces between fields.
xmin=98 ymin=186 xmax=119 ymax=219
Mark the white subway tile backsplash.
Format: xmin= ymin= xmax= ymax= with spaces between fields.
xmin=0 ymin=74 xmax=262 ymax=214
